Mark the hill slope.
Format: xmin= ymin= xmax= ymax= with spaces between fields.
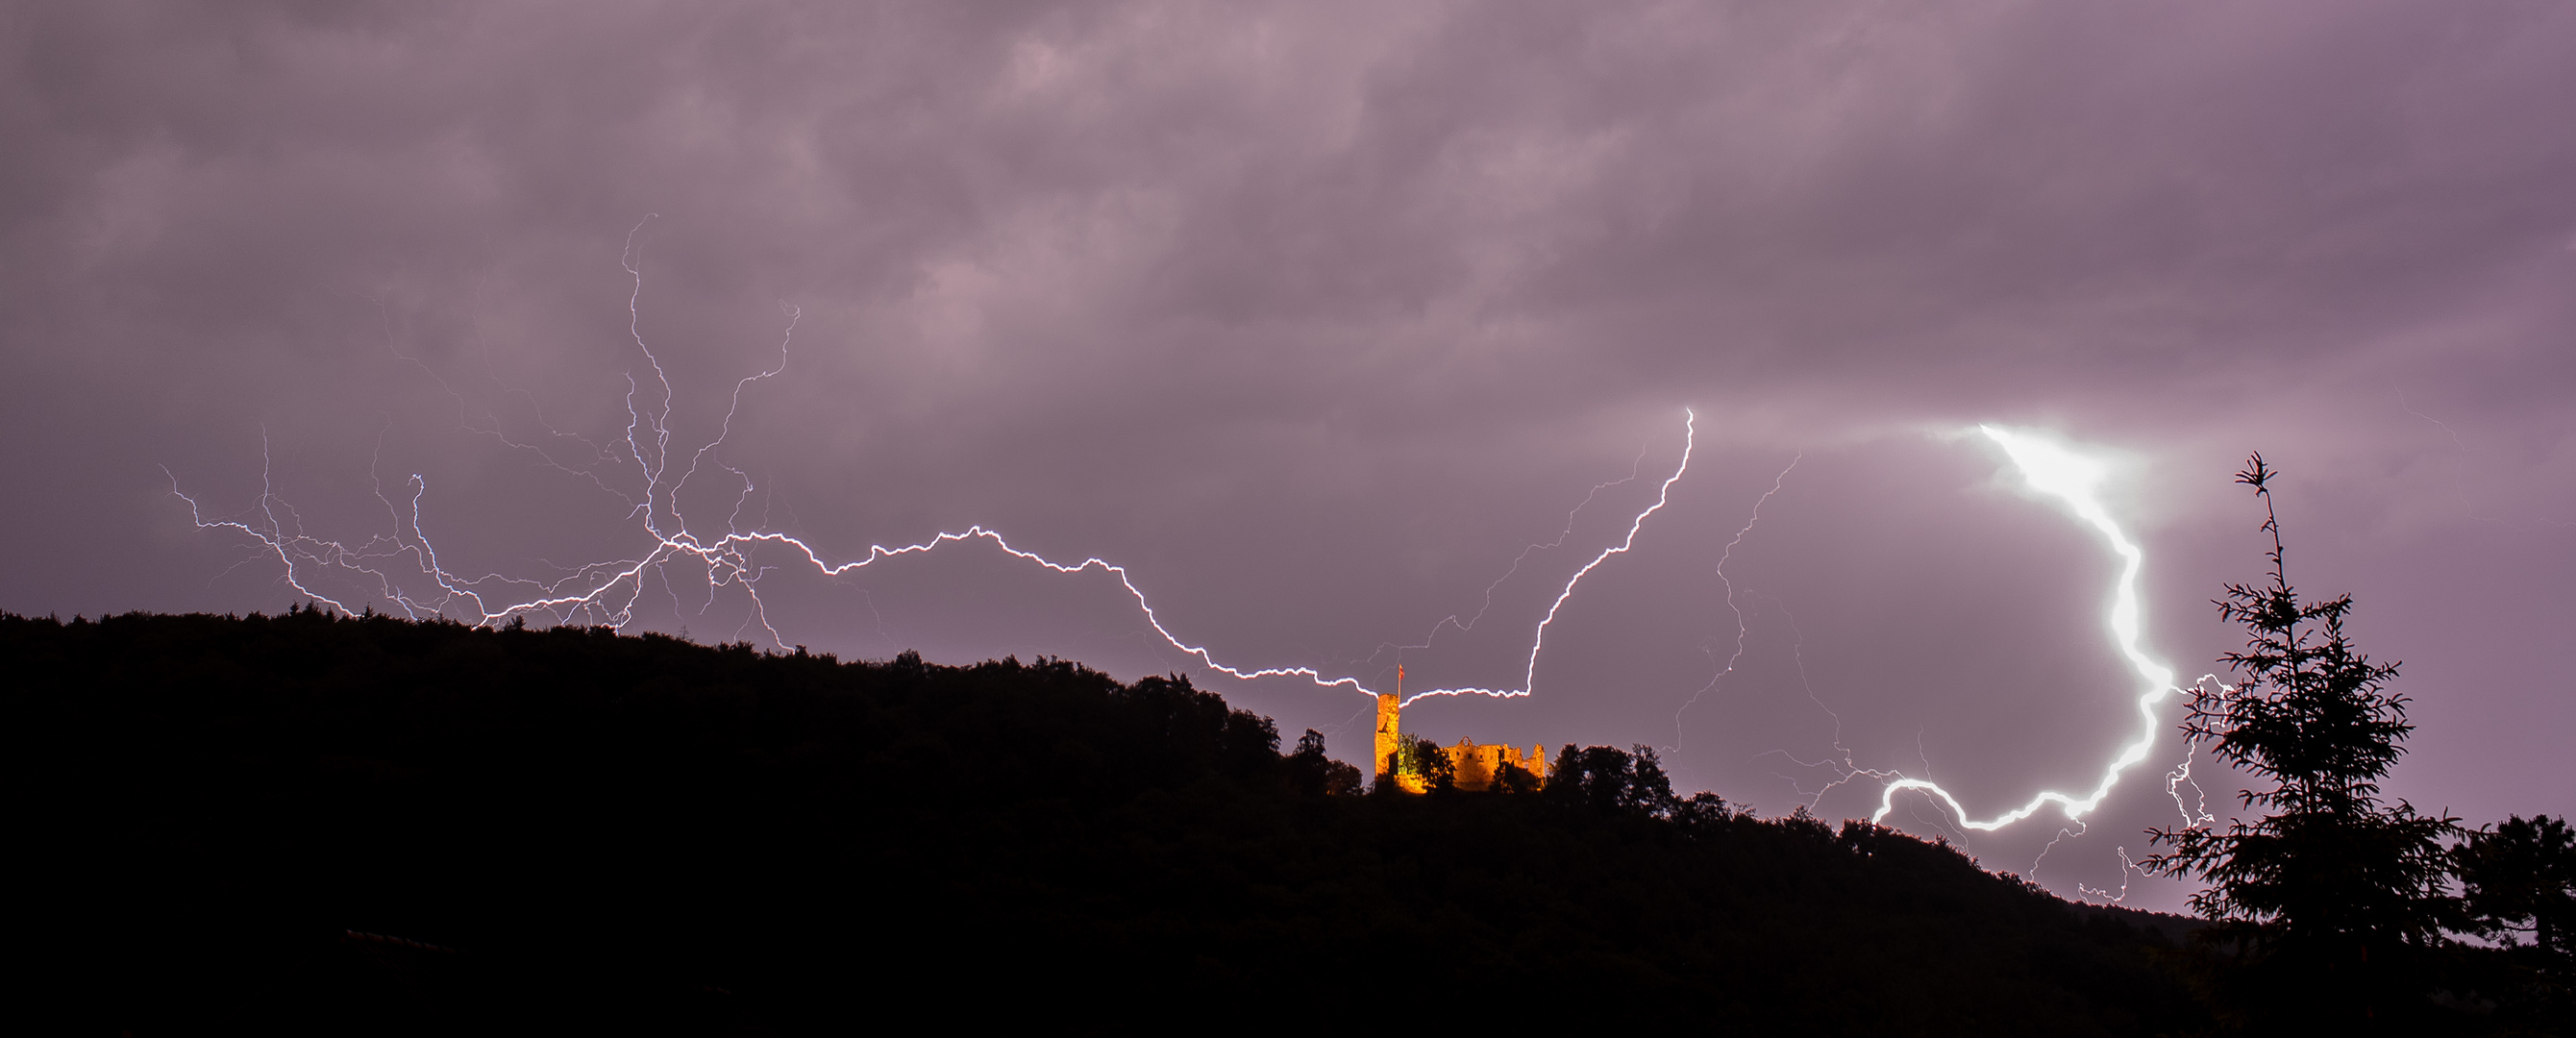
xmin=9 ymin=609 xmax=2204 ymax=1034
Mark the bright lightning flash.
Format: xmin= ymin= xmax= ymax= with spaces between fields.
xmin=1867 ymin=426 xmax=2182 ymax=831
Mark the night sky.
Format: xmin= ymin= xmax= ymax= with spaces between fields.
xmin=4 ymin=2 xmax=2569 ymax=914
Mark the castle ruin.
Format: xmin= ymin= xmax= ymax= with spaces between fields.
xmin=1372 ymin=689 xmax=1550 ymax=793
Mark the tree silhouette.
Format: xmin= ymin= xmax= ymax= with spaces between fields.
xmin=2458 ymin=812 xmax=2575 ymax=1025
xmin=1287 ymin=729 xmax=1364 ymax=796
xmin=2143 ymin=454 xmax=2462 ymax=1028
xmin=1403 ymin=734 xmax=1456 ymax=793
xmin=2459 ymin=814 xmax=2575 ymax=961
xmin=1543 ymin=744 xmax=1678 ymax=817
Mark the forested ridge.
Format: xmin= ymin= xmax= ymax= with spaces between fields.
xmin=16 ymin=608 xmax=2217 ymax=1034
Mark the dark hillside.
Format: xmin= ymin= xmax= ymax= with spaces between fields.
xmin=8 ymin=610 xmax=2205 ymax=1034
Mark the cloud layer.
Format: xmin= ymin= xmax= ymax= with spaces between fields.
xmin=6 ymin=1 xmax=2570 ymax=911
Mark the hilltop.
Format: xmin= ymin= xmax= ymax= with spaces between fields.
xmin=10 ymin=609 xmax=2204 ymax=1034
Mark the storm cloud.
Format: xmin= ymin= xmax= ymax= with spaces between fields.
xmin=5 ymin=1 xmax=2569 ymax=911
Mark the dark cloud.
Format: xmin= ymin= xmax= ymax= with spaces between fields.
xmin=5 ymin=1 xmax=2569 ymax=912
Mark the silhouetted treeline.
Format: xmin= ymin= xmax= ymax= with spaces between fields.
xmin=14 ymin=608 xmax=2207 ymax=1034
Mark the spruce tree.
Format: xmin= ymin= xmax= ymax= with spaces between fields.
xmin=2143 ymin=454 xmax=2461 ymax=1027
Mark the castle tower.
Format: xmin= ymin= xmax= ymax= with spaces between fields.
xmin=1375 ymin=667 xmax=1403 ymax=778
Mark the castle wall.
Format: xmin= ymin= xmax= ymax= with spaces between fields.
xmin=1441 ymin=738 xmax=1548 ymax=792
xmin=1375 ymin=692 xmax=1549 ymax=793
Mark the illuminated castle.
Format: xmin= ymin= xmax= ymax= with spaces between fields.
xmin=1372 ymin=669 xmax=1551 ymax=793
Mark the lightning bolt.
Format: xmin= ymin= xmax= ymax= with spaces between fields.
xmin=1398 ymin=440 xmax=1654 ymax=650
xmin=2074 ymin=846 xmax=2144 ymax=904
xmin=1394 ymin=410 xmax=1696 ymax=705
xmin=1865 ymin=426 xmax=2182 ymax=831
xmin=2161 ymin=673 xmax=2224 ymax=830
xmin=168 ymin=223 xmax=1702 ymax=710
xmin=1672 ymin=454 xmax=1800 ymax=746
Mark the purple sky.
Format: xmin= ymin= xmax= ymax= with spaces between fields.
xmin=6 ymin=2 xmax=2570 ymax=913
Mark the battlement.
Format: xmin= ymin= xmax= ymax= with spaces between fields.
xmin=1374 ymin=691 xmax=1550 ymax=793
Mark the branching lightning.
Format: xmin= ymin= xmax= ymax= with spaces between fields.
xmin=1672 ymin=454 xmax=1800 ymax=745
xmin=168 ymin=225 xmax=1701 ymax=709
xmin=1394 ymin=411 xmax=1696 ymax=706
xmin=1396 ymin=442 xmax=1653 ymax=652
xmin=2075 ymin=846 xmax=2146 ymax=904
